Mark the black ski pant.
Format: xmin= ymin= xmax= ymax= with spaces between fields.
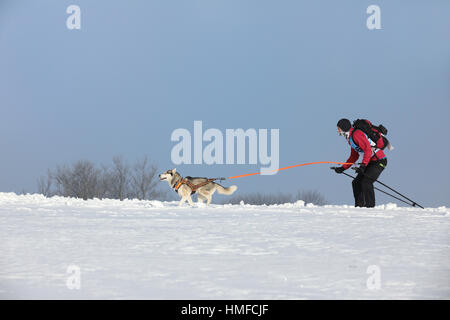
xmin=352 ymin=158 xmax=387 ymax=208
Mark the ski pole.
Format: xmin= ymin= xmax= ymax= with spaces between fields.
xmin=350 ymin=167 xmax=424 ymax=209
xmin=330 ymin=167 xmax=418 ymax=207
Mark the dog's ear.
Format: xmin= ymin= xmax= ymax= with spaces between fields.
xmin=172 ymin=168 xmax=177 ymax=173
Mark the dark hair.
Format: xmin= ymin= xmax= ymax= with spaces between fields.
xmin=337 ymin=118 xmax=351 ymax=132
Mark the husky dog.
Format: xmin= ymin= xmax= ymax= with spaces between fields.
xmin=159 ymin=168 xmax=237 ymax=206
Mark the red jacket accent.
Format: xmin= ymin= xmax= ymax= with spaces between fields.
xmin=342 ymin=128 xmax=386 ymax=170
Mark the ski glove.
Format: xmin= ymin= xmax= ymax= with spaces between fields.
xmin=334 ymin=167 xmax=345 ymax=174
xmin=356 ymin=164 xmax=367 ymax=174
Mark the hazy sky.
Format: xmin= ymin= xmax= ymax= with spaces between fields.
xmin=1 ymin=0 xmax=449 ymax=206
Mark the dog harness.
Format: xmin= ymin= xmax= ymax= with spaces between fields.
xmin=173 ymin=177 xmax=218 ymax=195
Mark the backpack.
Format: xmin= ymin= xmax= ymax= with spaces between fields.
xmin=351 ymin=119 xmax=389 ymax=150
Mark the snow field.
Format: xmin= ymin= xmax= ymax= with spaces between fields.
xmin=0 ymin=193 xmax=449 ymax=299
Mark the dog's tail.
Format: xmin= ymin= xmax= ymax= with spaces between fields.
xmin=216 ymin=184 xmax=237 ymax=195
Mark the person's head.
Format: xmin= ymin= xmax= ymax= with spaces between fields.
xmin=337 ymin=118 xmax=351 ymax=136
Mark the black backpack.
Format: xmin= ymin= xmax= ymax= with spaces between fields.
xmin=352 ymin=119 xmax=389 ymax=150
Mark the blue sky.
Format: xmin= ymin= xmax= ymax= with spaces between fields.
xmin=1 ymin=0 xmax=449 ymax=206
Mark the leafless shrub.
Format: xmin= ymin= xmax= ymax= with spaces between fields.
xmin=296 ymin=190 xmax=327 ymax=205
xmin=227 ymin=192 xmax=294 ymax=205
xmin=37 ymin=169 xmax=53 ymax=197
xmin=37 ymin=156 xmax=167 ymax=201
xmin=109 ymin=156 xmax=131 ymax=200
xmin=130 ymin=156 xmax=165 ymax=200
xmin=225 ymin=190 xmax=327 ymax=206
xmin=97 ymin=164 xmax=113 ymax=199
xmin=53 ymin=160 xmax=101 ymax=200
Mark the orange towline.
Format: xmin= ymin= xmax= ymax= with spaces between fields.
xmin=227 ymin=161 xmax=354 ymax=179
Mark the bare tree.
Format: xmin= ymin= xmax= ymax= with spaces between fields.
xmin=38 ymin=156 xmax=166 ymax=201
xmin=37 ymin=169 xmax=53 ymax=197
xmin=227 ymin=192 xmax=293 ymax=205
xmin=226 ymin=190 xmax=327 ymax=206
xmin=53 ymin=160 xmax=101 ymax=200
xmin=53 ymin=164 xmax=71 ymax=197
xmin=97 ymin=164 xmax=113 ymax=199
xmin=130 ymin=156 xmax=165 ymax=200
xmin=109 ymin=156 xmax=131 ymax=200
xmin=296 ymin=190 xmax=327 ymax=205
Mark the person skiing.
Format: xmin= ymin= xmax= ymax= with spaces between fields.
xmin=334 ymin=118 xmax=387 ymax=208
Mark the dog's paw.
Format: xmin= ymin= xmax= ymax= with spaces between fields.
xmin=196 ymin=202 xmax=207 ymax=208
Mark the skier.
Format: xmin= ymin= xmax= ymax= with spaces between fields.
xmin=334 ymin=118 xmax=388 ymax=208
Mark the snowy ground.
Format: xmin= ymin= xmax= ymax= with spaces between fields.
xmin=0 ymin=192 xmax=449 ymax=299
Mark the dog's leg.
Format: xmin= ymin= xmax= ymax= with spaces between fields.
xmin=184 ymin=195 xmax=194 ymax=206
xmin=205 ymin=188 xmax=218 ymax=206
xmin=205 ymin=194 xmax=212 ymax=206
xmin=197 ymin=193 xmax=206 ymax=203
xmin=198 ymin=189 xmax=212 ymax=206
xmin=178 ymin=197 xmax=187 ymax=207
xmin=187 ymin=194 xmax=194 ymax=206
